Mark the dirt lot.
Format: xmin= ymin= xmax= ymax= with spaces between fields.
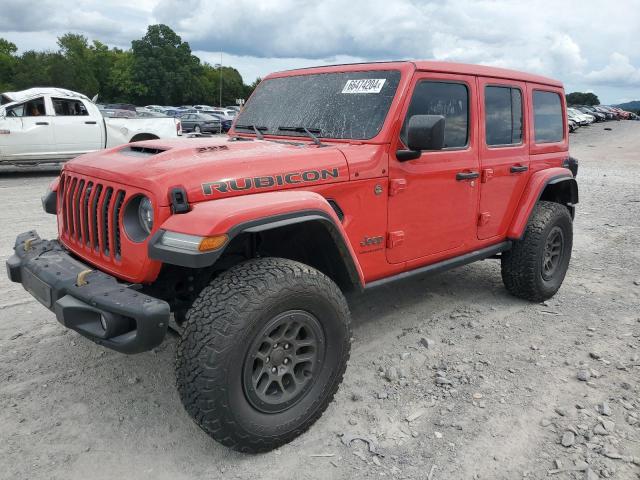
xmin=1 ymin=122 xmax=639 ymax=480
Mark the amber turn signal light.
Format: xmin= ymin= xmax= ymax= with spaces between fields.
xmin=198 ymin=235 xmax=228 ymax=251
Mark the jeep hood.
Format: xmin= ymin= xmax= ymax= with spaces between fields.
xmin=64 ymin=136 xmax=350 ymax=206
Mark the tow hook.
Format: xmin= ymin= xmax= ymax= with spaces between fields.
xmin=76 ymin=269 xmax=93 ymax=287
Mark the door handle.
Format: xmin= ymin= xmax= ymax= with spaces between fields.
xmin=35 ymin=121 xmax=49 ymax=126
xmin=85 ymin=121 xmax=97 ymax=124
xmin=456 ymin=171 xmax=480 ymax=181
xmin=510 ymin=165 xmax=529 ymax=173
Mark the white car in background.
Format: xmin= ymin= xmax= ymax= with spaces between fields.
xmin=0 ymin=88 xmax=181 ymax=166
xmin=567 ymin=107 xmax=594 ymax=125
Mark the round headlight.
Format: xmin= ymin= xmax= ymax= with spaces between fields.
xmin=138 ymin=196 xmax=154 ymax=234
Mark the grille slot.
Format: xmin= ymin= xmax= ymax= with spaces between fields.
xmin=113 ymin=191 xmax=125 ymax=258
xmin=67 ymin=177 xmax=78 ymax=236
xmin=102 ymin=187 xmax=113 ymax=256
xmin=74 ymin=180 xmax=85 ymax=243
xmin=82 ymin=182 xmax=92 ymax=245
xmin=90 ymin=184 xmax=103 ymax=250
xmin=59 ymin=173 xmax=135 ymax=264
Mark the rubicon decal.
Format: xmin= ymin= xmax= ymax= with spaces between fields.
xmin=202 ymin=168 xmax=340 ymax=195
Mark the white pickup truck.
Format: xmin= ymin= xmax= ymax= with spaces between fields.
xmin=0 ymin=88 xmax=181 ymax=166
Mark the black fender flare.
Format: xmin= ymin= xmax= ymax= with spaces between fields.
xmin=148 ymin=209 xmax=363 ymax=289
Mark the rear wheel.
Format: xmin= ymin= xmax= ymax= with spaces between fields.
xmin=501 ymin=201 xmax=573 ymax=302
xmin=176 ymin=257 xmax=351 ymax=453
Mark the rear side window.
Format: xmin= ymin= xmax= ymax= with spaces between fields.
xmin=533 ymin=91 xmax=563 ymax=143
xmin=485 ymin=86 xmax=523 ymax=146
xmin=401 ymin=81 xmax=469 ymax=148
xmin=53 ymin=98 xmax=89 ymax=116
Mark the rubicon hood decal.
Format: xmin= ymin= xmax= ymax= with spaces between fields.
xmin=202 ymin=168 xmax=340 ymax=195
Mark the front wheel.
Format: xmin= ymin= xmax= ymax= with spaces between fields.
xmin=501 ymin=201 xmax=573 ymax=302
xmin=193 ymin=125 xmax=201 ymax=133
xmin=176 ymin=258 xmax=351 ymax=453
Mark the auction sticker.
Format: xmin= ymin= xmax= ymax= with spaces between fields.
xmin=342 ymin=79 xmax=386 ymax=94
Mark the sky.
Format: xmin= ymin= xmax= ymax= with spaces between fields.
xmin=1 ymin=0 xmax=640 ymax=104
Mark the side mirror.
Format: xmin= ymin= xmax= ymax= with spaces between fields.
xmin=397 ymin=114 xmax=445 ymax=161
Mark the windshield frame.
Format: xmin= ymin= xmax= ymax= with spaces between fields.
xmin=231 ymin=63 xmax=412 ymax=143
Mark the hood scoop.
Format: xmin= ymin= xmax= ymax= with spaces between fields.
xmin=121 ymin=145 xmax=169 ymax=157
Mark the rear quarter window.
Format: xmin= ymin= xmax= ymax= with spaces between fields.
xmin=533 ymin=91 xmax=563 ymax=143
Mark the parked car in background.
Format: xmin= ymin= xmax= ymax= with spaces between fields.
xmin=567 ymin=108 xmax=586 ymax=126
xmin=610 ymin=107 xmax=631 ymax=119
xmin=568 ymin=118 xmax=577 ymax=132
xmin=0 ymin=88 xmax=181 ymax=166
xmin=225 ymin=105 xmax=241 ymax=112
xmin=591 ymin=106 xmax=613 ymax=119
xmin=208 ymin=112 xmax=232 ymax=132
xmin=577 ymin=106 xmax=605 ymax=122
xmin=179 ymin=112 xmax=222 ymax=133
xmin=567 ymin=107 xmax=593 ymax=125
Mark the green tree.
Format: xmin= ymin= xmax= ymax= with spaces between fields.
xmin=199 ymin=63 xmax=247 ymax=106
xmin=566 ymin=92 xmax=600 ymax=106
xmin=12 ymin=50 xmax=57 ymax=89
xmin=131 ymin=24 xmax=203 ymax=105
xmin=109 ymin=50 xmax=146 ymax=102
xmin=0 ymin=38 xmax=18 ymax=91
xmin=52 ymin=33 xmax=99 ymax=95
xmin=2 ymin=27 xmax=255 ymax=106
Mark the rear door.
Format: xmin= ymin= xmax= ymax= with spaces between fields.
xmin=477 ymin=78 xmax=530 ymax=239
xmin=51 ymin=97 xmax=102 ymax=155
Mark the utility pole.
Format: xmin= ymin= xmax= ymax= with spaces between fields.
xmin=219 ymin=52 xmax=222 ymax=108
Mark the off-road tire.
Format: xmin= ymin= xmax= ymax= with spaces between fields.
xmin=176 ymin=257 xmax=351 ymax=453
xmin=501 ymin=201 xmax=573 ymax=302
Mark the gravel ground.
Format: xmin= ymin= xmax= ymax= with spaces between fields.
xmin=1 ymin=122 xmax=639 ymax=480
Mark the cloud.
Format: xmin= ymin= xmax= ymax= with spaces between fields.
xmin=1 ymin=0 xmax=640 ymax=103
xmin=586 ymin=53 xmax=640 ymax=86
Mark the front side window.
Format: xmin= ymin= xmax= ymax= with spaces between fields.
xmin=6 ymin=97 xmax=45 ymax=117
xmin=485 ymin=86 xmax=523 ymax=146
xmin=236 ymin=70 xmax=401 ymax=140
xmin=401 ymin=81 xmax=469 ymax=148
xmin=52 ymin=98 xmax=89 ymax=116
xmin=533 ymin=91 xmax=563 ymax=143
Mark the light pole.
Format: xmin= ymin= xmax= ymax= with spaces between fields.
xmin=219 ymin=52 xmax=222 ymax=108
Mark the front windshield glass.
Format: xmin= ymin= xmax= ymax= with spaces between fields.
xmin=236 ymin=69 xmax=401 ymax=140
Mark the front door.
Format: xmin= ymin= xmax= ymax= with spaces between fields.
xmin=477 ymin=78 xmax=530 ymax=240
xmin=387 ymin=73 xmax=480 ymax=264
xmin=0 ymin=97 xmax=55 ymax=162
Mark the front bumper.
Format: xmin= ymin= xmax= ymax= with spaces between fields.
xmin=6 ymin=231 xmax=170 ymax=354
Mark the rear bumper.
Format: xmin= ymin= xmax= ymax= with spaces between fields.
xmin=6 ymin=231 xmax=170 ymax=354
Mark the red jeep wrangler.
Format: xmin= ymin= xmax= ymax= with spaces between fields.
xmin=8 ymin=61 xmax=578 ymax=452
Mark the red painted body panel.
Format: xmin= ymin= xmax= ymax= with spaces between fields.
xmin=386 ymin=71 xmax=480 ymax=264
xmin=52 ymin=60 xmax=572 ymax=287
xmin=476 ymin=77 xmax=531 ymax=240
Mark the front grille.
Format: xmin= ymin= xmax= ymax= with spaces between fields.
xmin=59 ymin=173 xmax=127 ymax=260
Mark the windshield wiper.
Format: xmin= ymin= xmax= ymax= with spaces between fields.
xmin=235 ymin=124 xmax=267 ymax=140
xmin=277 ymin=126 xmax=324 ymax=146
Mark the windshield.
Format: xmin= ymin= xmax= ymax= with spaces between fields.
xmin=235 ymin=70 xmax=401 ymax=140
